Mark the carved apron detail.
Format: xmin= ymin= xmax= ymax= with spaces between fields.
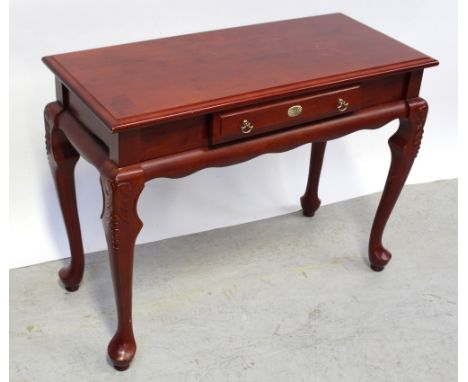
xmin=45 ymin=129 xmax=51 ymax=156
xmin=411 ymin=102 xmax=428 ymax=159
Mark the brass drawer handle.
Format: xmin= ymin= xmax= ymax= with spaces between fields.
xmin=337 ymin=98 xmax=349 ymax=112
xmin=240 ymin=119 xmax=254 ymax=134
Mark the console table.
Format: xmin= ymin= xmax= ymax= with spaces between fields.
xmin=42 ymin=13 xmax=438 ymax=370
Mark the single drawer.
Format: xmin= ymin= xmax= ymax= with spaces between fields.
xmin=211 ymin=86 xmax=361 ymax=145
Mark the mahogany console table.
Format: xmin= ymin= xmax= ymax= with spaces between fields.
xmin=42 ymin=14 xmax=438 ymax=370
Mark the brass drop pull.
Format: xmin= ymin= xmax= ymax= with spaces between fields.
xmin=337 ymin=98 xmax=349 ymax=112
xmin=240 ymin=119 xmax=254 ymax=134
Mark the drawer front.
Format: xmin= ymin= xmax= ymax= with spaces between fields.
xmin=211 ymin=86 xmax=361 ymax=145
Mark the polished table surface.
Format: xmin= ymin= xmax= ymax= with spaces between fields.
xmin=43 ymin=13 xmax=436 ymax=130
xmin=42 ymin=13 xmax=438 ymax=370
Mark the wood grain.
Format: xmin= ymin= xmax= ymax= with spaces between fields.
xmin=43 ymin=13 xmax=437 ymax=131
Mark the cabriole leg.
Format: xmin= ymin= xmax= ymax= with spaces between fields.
xmin=369 ymin=98 xmax=428 ymax=271
xmin=100 ymin=166 xmax=145 ymax=371
xmin=301 ymin=141 xmax=327 ymax=217
xmin=45 ymin=103 xmax=85 ymax=292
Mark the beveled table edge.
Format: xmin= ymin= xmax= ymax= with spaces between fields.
xmin=43 ymin=56 xmax=437 ymax=133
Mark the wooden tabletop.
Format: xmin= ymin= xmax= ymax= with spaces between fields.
xmin=43 ymin=13 xmax=437 ymax=131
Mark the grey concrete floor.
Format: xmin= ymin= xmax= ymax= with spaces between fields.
xmin=10 ymin=179 xmax=457 ymax=382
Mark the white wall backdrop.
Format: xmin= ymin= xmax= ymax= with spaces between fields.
xmin=9 ymin=0 xmax=457 ymax=269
